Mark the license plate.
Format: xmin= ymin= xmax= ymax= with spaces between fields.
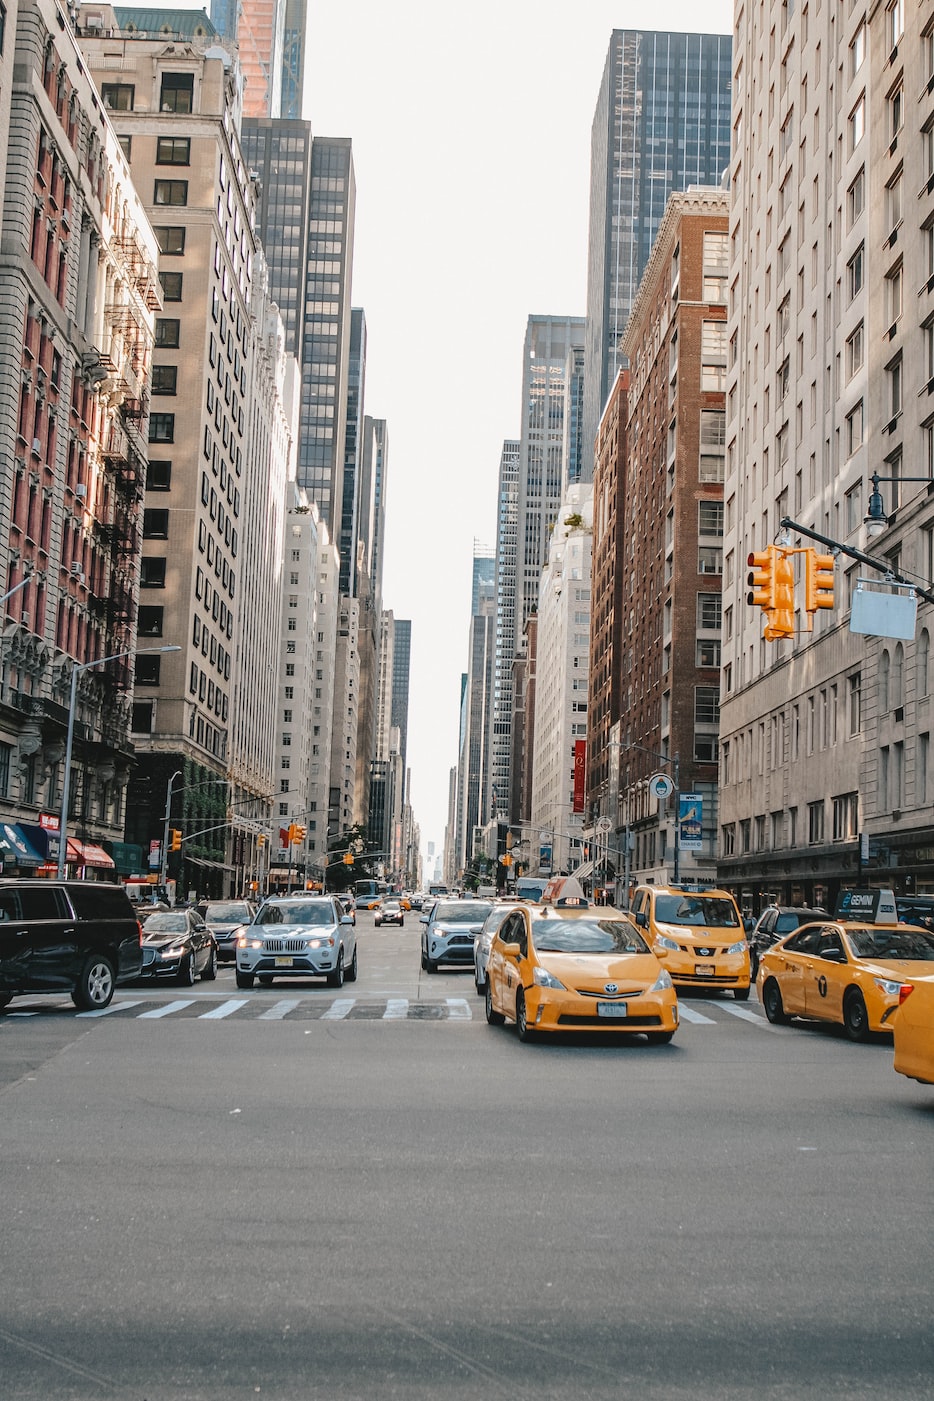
xmin=695 ymin=963 xmax=715 ymax=976
xmin=597 ymin=1002 xmax=628 ymax=1018
xmin=274 ymin=956 xmax=293 ymax=967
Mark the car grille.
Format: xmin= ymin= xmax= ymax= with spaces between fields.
xmin=444 ymin=934 xmax=475 ymax=947
xmin=674 ymin=971 xmax=739 ymax=984
xmin=557 ymin=1013 xmax=663 ymax=1028
xmin=262 ymin=937 xmax=308 ymax=954
xmin=576 ymin=987 xmax=643 ymax=999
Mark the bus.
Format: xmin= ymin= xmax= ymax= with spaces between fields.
xmin=354 ymin=878 xmax=389 ymax=905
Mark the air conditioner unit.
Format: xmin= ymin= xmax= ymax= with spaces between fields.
xmin=70 ymin=562 xmax=84 ymax=577
xmin=75 ymin=484 xmax=87 ymax=500
xmin=31 ymin=438 xmax=41 ymax=455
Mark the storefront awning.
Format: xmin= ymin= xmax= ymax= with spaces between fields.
xmin=67 ymin=839 xmax=115 ymax=869
xmin=571 ymin=860 xmax=596 ymax=883
xmin=0 ymin=822 xmax=46 ymax=867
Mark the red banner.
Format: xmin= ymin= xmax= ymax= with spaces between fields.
xmin=573 ymin=740 xmax=586 ymax=813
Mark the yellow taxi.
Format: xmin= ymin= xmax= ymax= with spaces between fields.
xmin=893 ymin=975 xmax=934 ymax=1084
xmin=485 ymin=891 xmax=678 ymax=1043
xmin=757 ymin=889 xmax=934 ymax=1041
xmin=629 ymin=884 xmax=751 ymax=999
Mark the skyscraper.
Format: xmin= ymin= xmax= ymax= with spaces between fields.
xmin=582 ymin=29 xmax=733 ymax=466
xmin=210 ymin=0 xmax=306 ymax=119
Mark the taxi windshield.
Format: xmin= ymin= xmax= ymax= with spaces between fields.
xmin=654 ymin=895 xmax=740 ymax=928
xmin=844 ymin=926 xmax=934 ymax=961
xmin=534 ymin=920 xmax=652 ymax=955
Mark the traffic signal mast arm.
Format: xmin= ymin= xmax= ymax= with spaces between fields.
xmin=779 ymin=516 xmax=934 ymax=607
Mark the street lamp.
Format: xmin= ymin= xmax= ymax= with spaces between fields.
xmin=57 ymin=645 xmax=181 ymax=878
xmin=864 ymin=472 xmax=934 ymax=538
xmin=622 ymin=740 xmax=681 ymax=884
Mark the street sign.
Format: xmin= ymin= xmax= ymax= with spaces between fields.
xmin=597 ymin=816 xmax=612 ymax=833
xmin=648 ymin=774 xmax=673 ymax=801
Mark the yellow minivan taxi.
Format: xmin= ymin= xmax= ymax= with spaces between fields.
xmin=629 ymin=885 xmax=750 ymax=999
xmin=893 ymin=974 xmax=934 ymax=1084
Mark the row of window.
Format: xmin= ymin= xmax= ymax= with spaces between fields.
xmin=722 ymin=790 xmax=861 ymax=856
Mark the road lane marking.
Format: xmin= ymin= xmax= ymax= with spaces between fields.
xmin=321 ymin=998 xmax=355 ymax=1019
xmin=198 ymin=999 xmax=249 ymax=1019
xmin=676 ymin=1003 xmax=717 ymax=1024
xmin=383 ymin=999 xmax=409 ymax=1019
xmin=138 ymin=1000 xmax=196 ymax=1019
xmin=445 ymin=998 xmax=472 ymax=1020
xmin=719 ymin=1002 xmax=767 ymax=1024
xmin=76 ymin=1000 xmax=145 ymax=1019
xmin=258 ymin=999 xmax=301 ymax=1020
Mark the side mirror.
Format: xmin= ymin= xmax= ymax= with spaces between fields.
xmin=744 ymin=917 xmax=755 ymax=933
xmin=634 ymin=911 xmax=648 ymax=928
xmin=821 ymin=947 xmax=844 ymax=962
xmin=499 ymin=941 xmax=521 ymax=957
xmin=340 ymin=914 xmax=353 ymax=926
xmin=419 ymin=914 xmax=429 ymax=924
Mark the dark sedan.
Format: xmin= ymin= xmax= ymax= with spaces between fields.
xmin=139 ymin=910 xmax=218 ymax=985
xmin=200 ymin=899 xmax=256 ymax=962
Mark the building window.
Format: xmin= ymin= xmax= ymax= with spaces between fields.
xmin=138 ymin=605 xmax=164 ymax=637
xmin=721 ymin=823 xmax=735 ymax=856
xmin=698 ymin=546 xmax=722 ymax=575
xmin=160 ymin=72 xmax=194 ymax=113
xmin=0 ymin=740 xmax=10 ymax=798
xmin=848 ymin=672 xmax=862 ymax=734
xmin=100 ymin=83 xmax=134 ymax=111
xmin=847 ymin=245 xmax=864 ymax=302
xmin=153 ymin=180 xmax=188 ymax=207
xmin=140 ymin=557 xmax=166 ymax=588
xmin=159 ymin=271 xmax=183 ymax=301
xmin=807 ymin=801 xmax=825 ymax=844
xmin=846 ymin=168 xmax=865 ymax=229
xmin=849 ymin=94 xmax=865 ymax=153
xmin=142 ymin=510 xmax=169 ymax=539
xmin=154 ymin=226 xmax=186 ymax=255
xmin=694 ymin=687 xmax=720 ymax=725
xmin=886 ymin=355 xmax=902 ymax=421
xmin=156 ymin=136 xmax=191 ymax=165
xmin=845 ymin=323 xmax=863 ymax=381
xmin=135 ymin=655 xmax=162 ymax=686
xmin=147 ymin=460 xmax=172 ymax=491
xmin=696 ymin=638 xmax=721 ymax=667
xmin=149 ymin=413 xmax=175 ymax=443
xmin=151 ymin=365 xmax=177 ymax=395
xmin=701 ymin=320 xmax=727 ymax=390
xmin=887 ymin=0 xmax=905 ymax=50
xmin=832 ymin=793 xmax=858 ymax=841
xmin=131 ymin=701 xmax=154 ymax=733
xmin=845 ymin=401 xmax=863 ymax=457
xmin=155 ymin=318 xmax=180 ymax=348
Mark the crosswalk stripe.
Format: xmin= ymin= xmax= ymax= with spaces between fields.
xmin=321 ymin=998 xmax=355 ymax=1020
xmin=258 ymin=999 xmax=302 ymax=1020
xmin=719 ymin=1002 xmax=766 ymax=1024
xmin=677 ymin=1003 xmax=717 ymax=1024
xmin=76 ymin=1000 xmax=145 ymax=1019
xmin=138 ymin=1000 xmax=196 ymax=1019
xmin=198 ymin=999 xmax=249 ymax=1020
xmin=383 ymin=998 xmax=409 ymax=1019
xmin=445 ymin=998 xmax=471 ymax=1020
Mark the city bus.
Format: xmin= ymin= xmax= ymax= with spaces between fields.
xmin=354 ymin=878 xmax=390 ymax=905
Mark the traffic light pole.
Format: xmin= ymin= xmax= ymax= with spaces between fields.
xmin=780 ymin=517 xmax=934 ymax=606
xmin=160 ymin=770 xmax=183 ymax=888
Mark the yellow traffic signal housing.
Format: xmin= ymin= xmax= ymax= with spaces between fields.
xmin=169 ymin=828 xmax=182 ymax=851
xmin=342 ymin=851 xmax=354 ymax=865
xmin=765 ymin=549 xmax=796 ymax=641
xmin=804 ymin=549 xmax=835 ymax=623
xmin=291 ymin=824 xmax=306 ymax=844
xmin=256 ymin=834 xmax=267 ymax=848
xmin=746 ymin=548 xmax=776 ymax=613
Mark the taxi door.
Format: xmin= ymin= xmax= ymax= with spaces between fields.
xmin=771 ymin=926 xmax=823 ymax=1015
xmin=494 ymin=910 xmax=528 ymax=1022
xmin=804 ymin=928 xmax=848 ymax=1022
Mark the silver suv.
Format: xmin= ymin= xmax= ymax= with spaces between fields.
xmin=235 ymin=895 xmax=357 ymax=989
xmin=420 ymin=900 xmax=494 ymax=973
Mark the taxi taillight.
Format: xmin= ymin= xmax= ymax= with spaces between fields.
xmin=898 ymin=983 xmax=914 ymax=1005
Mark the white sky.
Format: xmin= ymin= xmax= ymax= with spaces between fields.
xmin=128 ymin=0 xmax=734 ymax=865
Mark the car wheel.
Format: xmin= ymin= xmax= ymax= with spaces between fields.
xmin=202 ymin=947 xmax=218 ymax=982
xmin=425 ymin=954 xmax=437 ymax=973
xmin=733 ymin=984 xmax=751 ymax=1001
xmin=258 ymin=975 xmax=274 ymax=986
xmin=235 ymin=971 xmax=255 ymax=990
xmin=749 ymin=950 xmax=760 ymax=981
xmin=485 ymin=980 xmax=505 ymax=1026
xmin=177 ymin=953 xmax=196 ymax=987
xmin=399 ymin=918 xmax=404 ymax=927
xmin=327 ymin=951 xmax=345 ymax=988
xmin=475 ymin=975 xmax=486 ymax=996
xmin=762 ymin=977 xmax=790 ymax=1025
xmin=72 ymin=956 xmax=116 ymax=1011
xmin=0 ymin=993 xmax=12 ymax=1012
xmin=515 ymin=988 xmax=537 ymax=1042
xmin=646 ymin=1030 xmax=675 ymax=1044
xmin=843 ymin=988 xmax=870 ymax=1042
xmin=345 ymin=945 xmax=358 ymax=982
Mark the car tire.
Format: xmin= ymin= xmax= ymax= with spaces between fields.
xmin=420 ymin=945 xmax=427 ymax=970
xmin=515 ymin=988 xmax=536 ymax=1042
xmin=843 ymin=988 xmax=870 ymax=1042
xmin=177 ymin=953 xmax=196 ymax=987
xmin=646 ymin=1030 xmax=675 ymax=1044
xmin=202 ymin=947 xmax=218 ymax=982
xmin=0 ymin=992 xmax=12 ymax=1012
xmin=72 ymin=955 xmax=116 ymax=1011
xmin=733 ymin=984 xmax=751 ymax=1001
xmin=485 ymin=981 xmax=505 ymax=1026
xmin=235 ymin=971 xmax=255 ymax=990
xmin=345 ymin=945 xmax=358 ymax=982
xmin=425 ymin=955 xmax=437 ymax=974
xmin=475 ymin=976 xmax=486 ymax=996
xmin=258 ymin=975 xmax=274 ymax=986
xmin=762 ymin=977 xmax=790 ymax=1025
xmin=749 ymin=951 xmax=760 ymax=981
xmin=327 ymin=951 xmax=345 ymax=988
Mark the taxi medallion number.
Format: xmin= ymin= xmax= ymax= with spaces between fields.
xmin=597 ymin=1002 xmax=628 ymax=1018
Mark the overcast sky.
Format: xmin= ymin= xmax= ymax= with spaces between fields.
xmin=127 ymin=0 xmax=734 ymax=867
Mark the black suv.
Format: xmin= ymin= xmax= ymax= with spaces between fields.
xmin=748 ymin=905 xmax=827 ymax=979
xmin=896 ymin=895 xmax=934 ymax=932
xmin=0 ymin=880 xmax=143 ymax=1011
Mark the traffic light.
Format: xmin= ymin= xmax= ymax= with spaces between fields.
xmin=747 ymin=548 xmax=776 ymax=614
xmin=169 ymin=829 xmax=182 ymax=852
xmin=765 ymin=549 xmax=796 ymax=641
xmin=804 ymin=548 xmax=835 ymax=624
xmin=290 ymin=824 xmax=306 ymax=845
xmin=342 ymin=851 xmax=354 ymax=865
xmin=256 ymin=835 xmax=267 ymax=848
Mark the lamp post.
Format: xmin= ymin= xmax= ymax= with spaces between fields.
xmin=864 ymin=472 xmax=934 ymax=538
xmin=57 ymin=645 xmax=181 ymax=879
xmin=622 ymin=740 xmax=681 ymax=884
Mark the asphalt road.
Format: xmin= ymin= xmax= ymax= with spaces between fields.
xmin=1 ymin=912 xmax=932 ymax=1400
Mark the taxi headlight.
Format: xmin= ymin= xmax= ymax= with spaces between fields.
xmin=532 ymin=967 xmax=565 ymax=990
xmin=649 ymin=969 xmax=673 ymax=992
xmin=874 ymin=977 xmax=909 ymax=998
xmin=656 ymin=934 xmax=680 ymax=952
xmin=726 ymin=940 xmax=747 ymax=955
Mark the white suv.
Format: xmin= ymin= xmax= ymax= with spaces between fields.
xmin=420 ymin=900 xmax=494 ymax=973
xmin=236 ymin=896 xmax=357 ymax=989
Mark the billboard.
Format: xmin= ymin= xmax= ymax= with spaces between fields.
xmin=573 ymin=740 xmax=586 ymax=813
xmin=679 ymin=793 xmax=703 ymax=851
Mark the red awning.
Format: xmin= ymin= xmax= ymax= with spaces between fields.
xmin=67 ymin=839 xmax=115 ymax=869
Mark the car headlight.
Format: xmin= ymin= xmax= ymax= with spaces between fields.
xmin=238 ymin=935 xmax=263 ymax=949
xmin=727 ymin=940 xmax=747 ymax=955
xmin=649 ymin=969 xmax=674 ymax=991
xmin=656 ymin=934 xmax=680 ymax=952
xmin=874 ymin=977 xmax=909 ymax=998
xmin=161 ymin=944 xmax=186 ymax=959
xmin=307 ymin=937 xmax=335 ymax=949
xmin=532 ymin=967 xmax=565 ymax=990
